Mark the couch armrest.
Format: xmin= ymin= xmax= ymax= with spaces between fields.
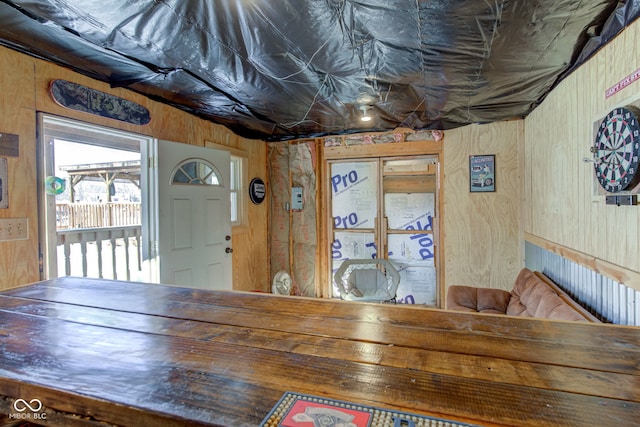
xmin=447 ymin=285 xmax=511 ymax=314
xmin=533 ymin=272 xmax=601 ymax=322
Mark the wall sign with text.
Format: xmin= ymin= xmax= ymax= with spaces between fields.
xmin=469 ymin=155 xmax=495 ymax=192
xmin=249 ymin=177 xmax=266 ymax=204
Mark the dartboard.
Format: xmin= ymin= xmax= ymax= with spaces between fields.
xmin=593 ymin=106 xmax=640 ymax=193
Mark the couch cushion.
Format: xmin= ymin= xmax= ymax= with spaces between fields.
xmin=477 ymin=287 xmax=512 ymax=314
xmin=446 ymin=285 xmax=479 ymax=312
xmin=507 ymin=269 xmax=587 ymax=321
xmin=447 ymin=285 xmax=511 ymax=314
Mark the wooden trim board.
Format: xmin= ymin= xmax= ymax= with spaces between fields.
xmin=525 ymin=232 xmax=640 ymax=291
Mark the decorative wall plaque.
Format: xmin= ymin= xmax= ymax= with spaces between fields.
xmin=50 ymin=79 xmax=151 ymax=125
xmin=249 ymin=177 xmax=266 ymax=204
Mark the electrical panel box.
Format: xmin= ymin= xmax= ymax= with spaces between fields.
xmin=291 ymin=187 xmax=303 ymax=210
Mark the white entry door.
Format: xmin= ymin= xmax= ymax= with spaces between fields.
xmin=149 ymin=139 xmax=232 ymax=289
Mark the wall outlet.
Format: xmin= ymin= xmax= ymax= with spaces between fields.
xmin=0 ymin=218 xmax=28 ymax=241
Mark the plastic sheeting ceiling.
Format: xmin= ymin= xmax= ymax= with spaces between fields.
xmin=0 ymin=0 xmax=638 ymax=141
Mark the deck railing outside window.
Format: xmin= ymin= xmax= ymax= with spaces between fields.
xmin=56 ymin=202 xmax=140 ymax=229
xmin=56 ymin=203 xmax=142 ymax=281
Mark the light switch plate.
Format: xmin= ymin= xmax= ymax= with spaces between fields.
xmin=0 ymin=218 xmax=28 ymax=241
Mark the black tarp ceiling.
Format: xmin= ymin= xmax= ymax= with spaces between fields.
xmin=0 ymin=0 xmax=639 ymax=141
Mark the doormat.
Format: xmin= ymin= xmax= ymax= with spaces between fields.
xmin=261 ymin=392 xmax=480 ymax=427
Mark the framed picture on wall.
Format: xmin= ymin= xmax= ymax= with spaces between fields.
xmin=469 ymin=155 xmax=495 ymax=192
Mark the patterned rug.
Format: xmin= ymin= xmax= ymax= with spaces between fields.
xmin=261 ymin=392 xmax=481 ymax=427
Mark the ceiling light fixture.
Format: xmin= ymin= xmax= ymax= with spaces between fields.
xmin=359 ymin=105 xmax=372 ymax=122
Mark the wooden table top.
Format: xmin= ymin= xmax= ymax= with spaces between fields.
xmin=0 ymin=277 xmax=639 ymax=426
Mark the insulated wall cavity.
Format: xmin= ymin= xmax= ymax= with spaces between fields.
xmin=268 ymin=141 xmax=317 ymax=296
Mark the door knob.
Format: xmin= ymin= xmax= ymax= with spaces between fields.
xmin=225 ymin=247 xmax=233 ymax=254
xmin=225 ymin=235 xmax=231 ymax=241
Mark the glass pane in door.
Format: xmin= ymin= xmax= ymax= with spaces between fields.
xmin=385 ymin=193 xmax=434 ymax=231
xmin=331 ymin=231 xmax=376 ymax=297
xmin=383 ymin=157 xmax=438 ymax=305
xmin=331 ymin=161 xmax=377 ymax=230
xmin=330 ymin=161 xmax=378 ymax=297
xmin=387 ymin=234 xmax=437 ymax=305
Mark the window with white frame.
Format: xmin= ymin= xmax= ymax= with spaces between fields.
xmin=205 ymin=141 xmax=248 ymax=228
xmin=230 ymin=154 xmax=247 ymax=226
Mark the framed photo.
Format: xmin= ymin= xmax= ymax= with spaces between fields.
xmin=469 ymin=155 xmax=495 ymax=192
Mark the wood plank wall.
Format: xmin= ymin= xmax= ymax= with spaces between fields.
xmin=524 ymin=19 xmax=640 ymax=292
xmin=442 ymin=121 xmax=524 ymax=293
xmin=0 ymin=46 xmax=268 ymax=291
xmin=0 ymin=46 xmax=37 ymax=288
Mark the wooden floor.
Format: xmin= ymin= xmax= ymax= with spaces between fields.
xmin=0 ymin=277 xmax=639 ymax=426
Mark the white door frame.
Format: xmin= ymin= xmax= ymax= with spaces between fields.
xmin=37 ymin=114 xmax=152 ymax=280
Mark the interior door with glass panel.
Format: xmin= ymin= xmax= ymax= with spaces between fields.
xmin=329 ymin=156 xmax=440 ymax=305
